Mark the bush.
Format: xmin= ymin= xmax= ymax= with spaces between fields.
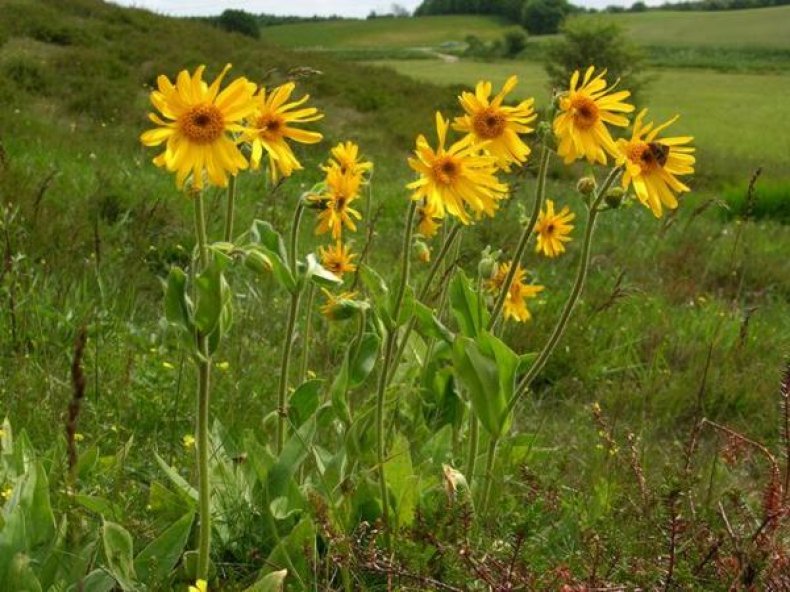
xmin=544 ymin=16 xmax=649 ymax=98
xmin=522 ymin=0 xmax=574 ymax=35
xmin=503 ymin=30 xmax=528 ymax=58
xmin=216 ymin=9 xmax=260 ymax=39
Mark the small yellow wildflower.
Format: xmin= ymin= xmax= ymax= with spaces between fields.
xmin=408 ymin=112 xmax=508 ymax=225
xmin=314 ymin=169 xmax=363 ymax=239
xmin=189 ymin=580 xmax=208 ymax=592
xmin=453 ymin=75 xmax=537 ymax=171
xmin=246 ymin=82 xmax=324 ymax=182
xmin=74 ymin=433 xmax=84 ymax=442
xmin=162 ymin=361 xmax=175 ymax=370
xmin=553 ymin=66 xmax=634 ymax=165
xmin=534 ymin=199 xmax=575 ymax=258
xmin=615 ymin=109 xmax=695 ymax=217
xmin=216 ymin=361 xmax=230 ymax=371
xmin=1 ymin=485 xmax=13 ymax=501
xmin=140 ymin=64 xmax=257 ymax=189
xmin=486 ymin=261 xmax=544 ymax=322
xmin=318 ymin=241 xmax=357 ymax=277
xmin=182 ymin=434 xmax=196 ymax=449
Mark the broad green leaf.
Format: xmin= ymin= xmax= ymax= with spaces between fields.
xmin=163 ymin=267 xmax=193 ymax=333
xmin=264 ymin=518 xmax=314 ymax=588
xmin=154 ymin=453 xmax=198 ymax=505
xmin=74 ymin=495 xmax=121 ymax=519
xmin=449 ymin=271 xmax=488 ymax=338
xmin=8 ymin=552 xmax=42 ymax=592
xmin=304 ymin=253 xmax=342 ymax=287
xmin=249 ymin=221 xmax=296 ymax=293
xmin=391 ymin=284 xmax=416 ymax=328
xmin=244 ymin=569 xmax=287 ymax=592
xmin=288 ymin=380 xmax=323 ymax=428
xmin=194 ymin=264 xmax=230 ymax=337
xmin=101 ymin=520 xmax=137 ymax=591
xmin=413 ymin=301 xmax=454 ymax=343
xmin=359 ymin=265 xmax=393 ymax=329
xmin=133 ymin=511 xmax=194 ymax=584
xmin=329 ymin=355 xmax=352 ymax=425
xmin=266 ymin=420 xmax=316 ymax=500
xmin=384 ymin=434 xmax=417 ymax=527
xmin=348 ymin=332 xmax=380 ymax=388
xmin=76 ymin=569 xmax=115 ymax=592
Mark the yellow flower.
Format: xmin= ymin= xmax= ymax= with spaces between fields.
xmin=408 ymin=112 xmax=508 ymax=225
xmin=246 ymin=82 xmax=323 ymax=182
xmin=321 ymin=141 xmax=372 ymax=179
xmin=486 ymin=261 xmax=544 ymax=322
xmin=534 ymin=199 xmax=575 ymax=258
xmin=553 ymin=66 xmax=634 ymax=165
xmin=1 ymin=485 xmax=12 ymax=501
xmin=615 ymin=109 xmax=695 ymax=217
xmin=314 ymin=169 xmax=363 ymax=239
xmin=416 ymin=200 xmax=442 ymax=239
xmin=140 ymin=64 xmax=257 ymax=190
xmin=182 ymin=434 xmax=195 ymax=449
xmin=453 ymin=75 xmax=537 ymax=171
xmin=318 ymin=241 xmax=357 ymax=277
xmin=320 ymin=289 xmax=361 ymax=321
xmin=216 ymin=361 xmax=230 ymax=371
xmin=189 ymin=580 xmax=207 ymax=592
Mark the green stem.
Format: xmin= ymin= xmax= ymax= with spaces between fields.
xmin=299 ymin=282 xmax=316 ymax=384
xmin=507 ymin=166 xmax=622 ymax=417
xmin=277 ymin=203 xmax=305 ymax=454
xmin=488 ymin=145 xmax=550 ymax=330
xmin=192 ymin=191 xmax=212 ymax=580
xmin=479 ymin=437 xmax=499 ymax=516
xmin=223 ymin=175 xmax=236 ymax=243
xmin=465 ymin=415 xmax=479 ymax=488
xmin=375 ymin=200 xmax=417 ymax=549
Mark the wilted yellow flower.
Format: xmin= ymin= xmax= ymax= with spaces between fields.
xmin=314 ymin=169 xmax=363 ymax=239
xmin=320 ymin=289 xmax=362 ymax=321
xmin=318 ymin=241 xmax=357 ymax=277
xmin=534 ymin=199 xmax=575 ymax=258
xmin=453 ymin=75 xmax=537 ymax=171
xmin=486 ymin=261 xmax=544 ymax=322
xmin=246 ymin=82 xmax=323 ymax=182
xmin=416 ymin=200 xmax=442 ymax=238
xmin=408 ymin=112 xmax=508 ymax=225
xmin=321 ymin=141 xmax=372 ymax=179
xmin=553 ymin=66 xmax=634 ymax=165
xmin=615 ymin=109 xmax=695 ymax=217
xmin=189 ymin=580 xmax=207 ymax=592
xmin=140 ymin=64 xmax=257 ymax=189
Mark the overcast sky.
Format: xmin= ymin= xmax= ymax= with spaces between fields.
xmin=110 ymin=0 xmax=648 ymax=18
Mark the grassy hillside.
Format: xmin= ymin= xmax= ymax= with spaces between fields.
xmin=263 ymin=14 xmax=520 ymax=49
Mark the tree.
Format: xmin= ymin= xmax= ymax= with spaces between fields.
xmin=522 ymin=0 xmax=573 ymax=35
xmin=216 ymin=9 xmax=260 ymax=39
xmin=503 ymin=30 xmax=528 ymax=57
xmin=544 ymin=16 xmax=649 ymax=99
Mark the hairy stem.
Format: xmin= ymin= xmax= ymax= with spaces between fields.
xmin=223 ymin=174 xmax=236 ymax=243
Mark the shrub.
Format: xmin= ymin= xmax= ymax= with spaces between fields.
xmin=544 ymin=16 xmax=649 ymax=98
xmin=503 ymin=30 xmax=528 ymax=58
xmin=216 ymin=9 xmax=260 ymax=39
xmin=522 ymin=0 xmax=574 ymax=35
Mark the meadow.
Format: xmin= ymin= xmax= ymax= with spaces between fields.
xmin=1 ymin=0 xmax=789 ymax=590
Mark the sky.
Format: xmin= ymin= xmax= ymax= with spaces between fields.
xmin=109 ymin=0 xmax=647 ymax=18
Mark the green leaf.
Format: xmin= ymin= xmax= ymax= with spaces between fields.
xmin=8 ymin=553 xmax=43 ymax=592
xmin=74 ymin=495 xmax=121 ymax=519
xmin=304 ymin=253 xmax=342 ymax=287
xmin=164 ymin=267 xmax=193 ymax=333
xmin=449 ymin=271 xmax=488 ymax=338
xmin=359 ymin=265 xmax=393 ymax=329
xmin=330 ymin=355 xmax=352 ymax=425
xmin=391 ymin=284 xmax=416 ymax=328
xmin=133 ymin=511 xmax=194 ymax=584
xmin=264 ymin=518 xmax=314 ymax=587
xmin=348 ymin=332 xmax=380 ymax=388
xmin=266 ymin=420 xmax=316 ymax=500
xmin=194 ymin=264 xmax=230 ymax=336
xmin=384 ymin=434 xmax=417 ymax=527
xmin=288 ymin=380 xmax=323 ymax=428
xmin=77 ymin=570 xmax=116 ymax=592
xmin=244 ymin=569 xmax=287 ymax=592
xmin=101 ymin=520 xmax=137 ymax=591
xmin=154 ymin=453 xmax=198 ymax=506
xmin=413 ymin=301 xmax=455 ymax=343
xmin=249 ymin=221 xmax=296 ymax=293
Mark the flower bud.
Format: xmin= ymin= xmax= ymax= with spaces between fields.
xmin=244 ymin=249 xmax=272 ymax=275
xmin=414 ymin=240 xmax=431 ymax=264
xmin=604 ymin=187 xmax=625 ymax=209
xmin=478 ymin=246 xmax=501 ymax=280
xmin=576 ymin=176 xmax=597 ymax=196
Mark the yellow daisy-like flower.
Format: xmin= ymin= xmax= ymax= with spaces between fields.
xmin=314 ymin=169 xmax=363 ymax=239
xmin=486 ymin=261 xmax=544 ymax=323
xmin=189 ymin=579 xmax=207 ymax=592
xmin=140 ymin=64 xmax=257 ymax=190
xmin=246 ymin=82 xmax=323 ymax=182
xmin=318 ymin=241 xmax=357 ymax=277
xmin=320 ymin=289 xmax=360 ymax=321
xmin=616 ymin=109 xmax=695 ymax=217
xmin=553 ymin=66 xmax=634 ymax=165
xmin=453 ymin=75 xmax=537 ymax=171
xmin=534 ymin=199 xmax=575 ymax=258
xmin=408 ymin=112 xmax=508 ymax=225
xmin=416 ymin=200 xmax=442 ymax=239
xmin=321 ymin=141 xmax=373 ymax=179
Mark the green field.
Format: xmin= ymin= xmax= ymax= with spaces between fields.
xmin=2 ymin=1 xmax=789 ymax=590
xmin=263 ymin=14 xmax=521 ymax=49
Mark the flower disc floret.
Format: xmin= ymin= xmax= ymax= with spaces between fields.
xmin=553 ymin=66 xmax=634 ymax=165
xmin=140 ymin=64 xmax=258 ymax=190
xmin=408 ymin=112 xmax=508 ymax=225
